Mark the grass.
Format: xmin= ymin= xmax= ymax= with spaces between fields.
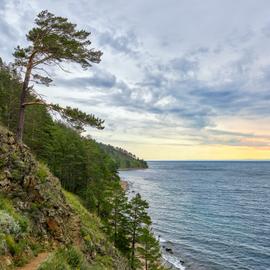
xmin=38 ymin=246 xmax=91 ymax=270
xmin=63 ymin=191 xmax=119 ymax=269
xmin=63 ymin=191 xmax=104 ymax=244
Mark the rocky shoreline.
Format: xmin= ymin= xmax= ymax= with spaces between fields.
xmin=120 ymin=180 xmax=129 ymax=191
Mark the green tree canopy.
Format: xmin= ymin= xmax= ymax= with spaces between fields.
xmin=13 ymin=10 xmax=103 ymax=142
xmin=137 ymin=226 xmax=162 ymax=270
xmin=129 ymin=193 xmax=151 ymax=269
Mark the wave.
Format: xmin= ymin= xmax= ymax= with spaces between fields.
xmin=162 ymin=253 xmax=185 ymax=270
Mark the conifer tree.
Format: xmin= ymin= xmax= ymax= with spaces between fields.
xmin=109 ymin=186 xmax=131 ymax=253
xmin=13 ymin=10 xmax=103 ymax=142
xmin=129 ymin=193 xmax=151 ymax=269
xmin=137 ymin=226 xmax=162 ymax=270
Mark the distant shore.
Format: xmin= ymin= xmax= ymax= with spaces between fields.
xmin=118 ymin=167 xmax=148 ymax=171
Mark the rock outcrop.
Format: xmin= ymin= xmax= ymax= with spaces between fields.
xmin=0 ymin=126 xmax=129 ymax=269
xmin=0 ymin=126 xmax=76 ymax=244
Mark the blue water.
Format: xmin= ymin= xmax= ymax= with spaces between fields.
xmin=120 ymin=161 xmax=270 ymax=270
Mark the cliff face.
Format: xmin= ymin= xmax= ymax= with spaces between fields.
xmin=0 ymin=126 xmax=76 ymax=244
xmin=0 ymin=126 xmax=128 ymax=269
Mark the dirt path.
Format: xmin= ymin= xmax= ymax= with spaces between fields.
xmin=17 ymin=252 xmax=49 ymax=270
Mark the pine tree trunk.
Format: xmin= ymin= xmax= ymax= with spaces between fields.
xmin=16 ymin=56 xmax=34 ymax=143
xmin=114 ymin=208 xmax=117 ymax=246
xmin=131 ymin=207 xmax=138 ymax=270
xmin=97 ymin=202 xmax=100 ymax=216
xmin=16 ymin=88 xmax=26 ymax=142
xmin=131 ymin=227 xmax=136 ymax=269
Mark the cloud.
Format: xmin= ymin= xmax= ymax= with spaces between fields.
xmin=98 ymin=29 xmax=140 ymax=56
xmin=56 ymin=68 xmax=117 ymax=89
xmin=1 ymin=0 xmax=270 ymax=156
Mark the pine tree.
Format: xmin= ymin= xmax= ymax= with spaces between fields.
xmin=129 ymin=193 xmax=151 ymax=269
xmin=137 ymin=226 xmax=162 ymax=270
xmin=13 ymin=10 xmax=103 ymax=142
xmin=109 ymin=185 xmax=131 ymax=254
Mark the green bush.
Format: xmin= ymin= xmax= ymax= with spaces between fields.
xmin=38 ymin=246 xmax=90 ymax=270
xmin=37 ymin=162 xmax=49 ymax=183
xmin=0 ymin=210 xmax=20 ymax=236
xmin=65 ymin=246 xmax=83 ymax=268
xmin=0 ymin=233 xmax=7 ymax=255
xmin=0 ymin=194 xmax=29 ymax=233
xmin=5 ymin=235 xmax=17 ymax=256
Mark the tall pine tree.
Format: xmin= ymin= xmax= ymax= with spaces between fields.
xmin=137 ymin=226 xmax=162 ymax=270
xmin=129 ymin=193 xmax=151 ymax=269
xmin=13 ymin=10 xmax=103 ymax=142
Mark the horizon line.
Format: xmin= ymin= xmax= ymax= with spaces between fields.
xmin=146 ymin=159 xmax=270 ymax=162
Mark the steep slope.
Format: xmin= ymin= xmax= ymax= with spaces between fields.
xmin=39 ymin=191 xmax=128 ymax=270
xmin=0 ymin=126 xmax=128 ymax=269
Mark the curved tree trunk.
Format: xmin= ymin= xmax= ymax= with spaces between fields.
xmin=16 ymin=61 xmax=33 ymax=143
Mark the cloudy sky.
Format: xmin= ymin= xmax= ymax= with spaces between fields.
xmin=1 ymin=0 xmax=270 ymax=160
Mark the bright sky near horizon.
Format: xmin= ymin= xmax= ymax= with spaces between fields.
xmin=1 ymin=0 xmax=270 ymax=160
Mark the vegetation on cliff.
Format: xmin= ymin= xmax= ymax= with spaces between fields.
xmin=0 ymin=126 xmax=129 ymax=269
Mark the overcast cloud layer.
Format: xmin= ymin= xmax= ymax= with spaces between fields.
xmin=1 ymin=0 xmax=270 ymax=159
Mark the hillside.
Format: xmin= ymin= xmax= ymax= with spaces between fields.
xmin=0 ymin=126 xmax=129 ymax=269
xmin=99 ymin=143 xmax=148 ymax=169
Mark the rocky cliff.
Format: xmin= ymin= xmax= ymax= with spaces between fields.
xmin=0 ymin=126 xmax=128 ymax=269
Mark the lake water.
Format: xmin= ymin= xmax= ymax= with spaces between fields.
xmin=120 ymin=161 xmax=270 ymax=270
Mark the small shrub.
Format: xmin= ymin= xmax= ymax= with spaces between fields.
xmin=37 ymin=162 xmax=49 ymax=183
xmin=0 ymin=233 xmax=7 ymax=255
xmin=0 ymin=195 xmax=29 ymax=233
xmin=38 ymin=246 xmax=91 ymax=270
xmin=29 ymin=239 xmax=43 ymax=256
xmin=5 ymin=235 xmax=17 ymax=256
xmin=38 ymin=256 xmax=70 ymax=270
xmin=66 ymin=246 xmax=83 ymax=268
xmin=0 ymin=210 xmax=20 ymax=236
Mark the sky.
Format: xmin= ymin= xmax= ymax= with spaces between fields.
xmin=1 ymin=0 xmax=270 ymax=160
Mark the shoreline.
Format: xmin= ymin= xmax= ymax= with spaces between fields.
xmin=120 ymin=180 xmax=129 ymax=191
xmin=120 ymin=177 xmax=185 ymax=270
xmin=118 ymin=167 xmax=148 ymax=171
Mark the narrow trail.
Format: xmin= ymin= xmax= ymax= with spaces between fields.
xmin=16 ymin=252 xmax=49 ymax=270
